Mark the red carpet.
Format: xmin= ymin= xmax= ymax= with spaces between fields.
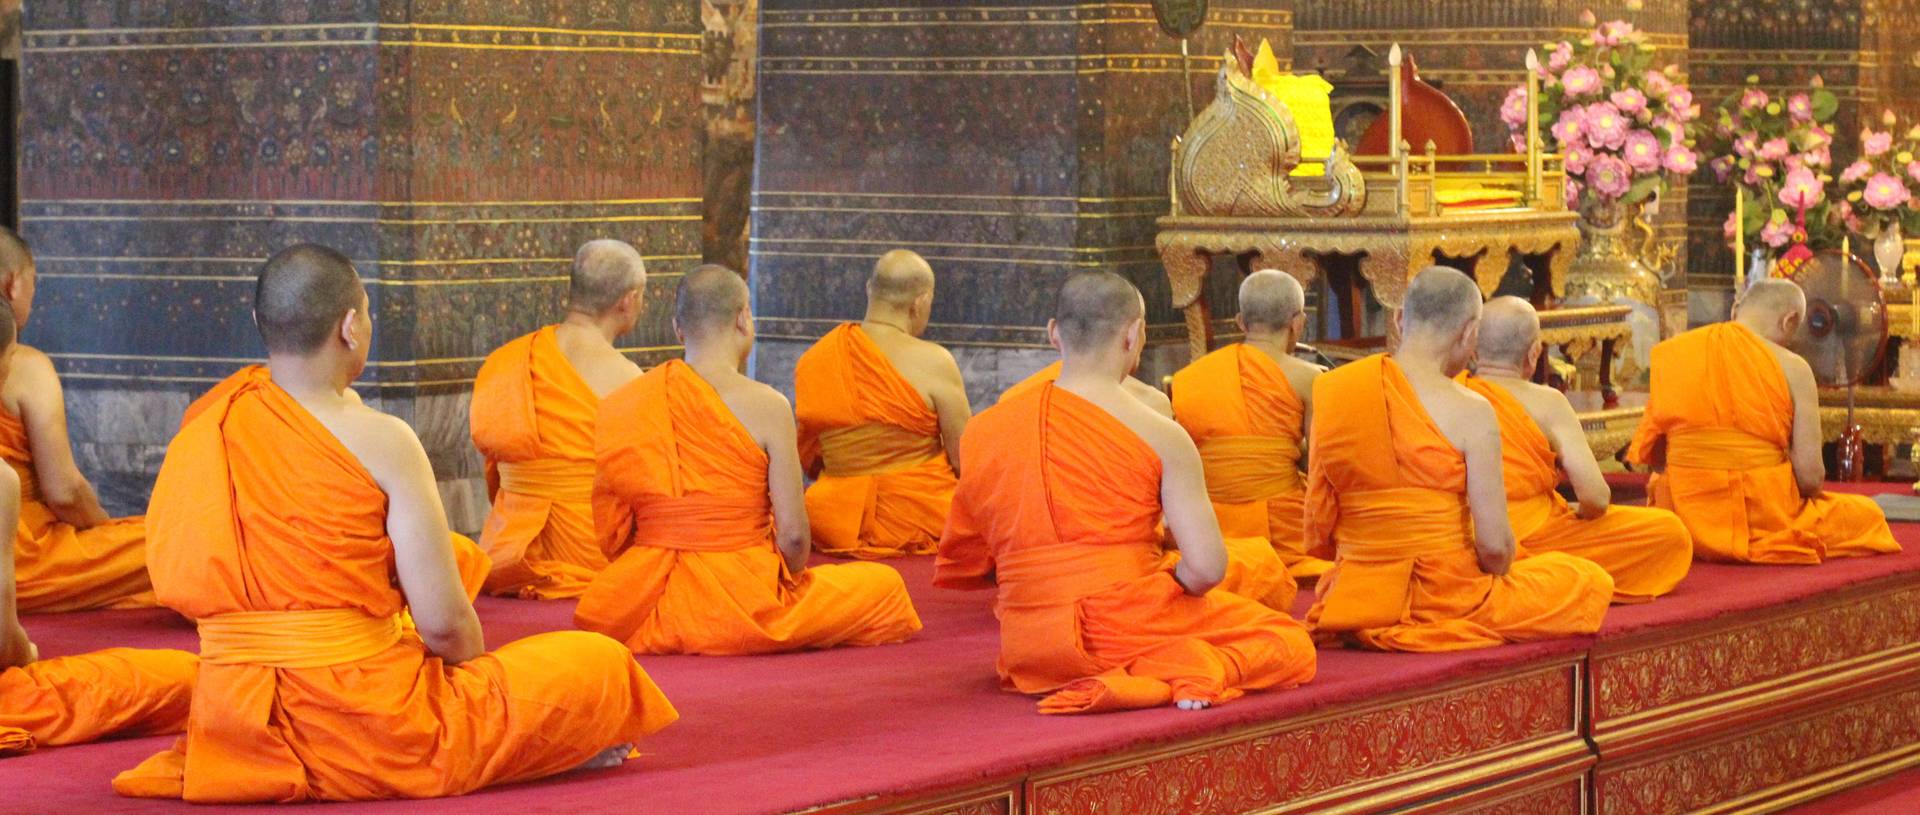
xmin=5 ymin=480 xmax=1920 ymax=814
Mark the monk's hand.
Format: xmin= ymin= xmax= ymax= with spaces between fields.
xmin=783 ymin=547 xmax=810 ymax=577
xmin=1474 ymin=540 xmax=1514 ymax=577
xmin=0 ymin=622 xmax=36 ymax=669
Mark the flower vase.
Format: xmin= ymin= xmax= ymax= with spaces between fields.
xmin=1565 ymin=199 xmax=1661 ymax=305
xmin=1746 ymin=247 xmax=1773 ymax=288
xmin=1875 ymin=223 xmax=1906 ymax=288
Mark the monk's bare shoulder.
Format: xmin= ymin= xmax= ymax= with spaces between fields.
xmin=715 ymin=374 xmax=797 ymax=446
xmin=1 ymin=344 xmax=63 ymax=415
xmin=1498 ymin=377 xmax=1576 ymax=430
xmin=883 ymin=335 xmax=966 ymax=397
xmin=1277 ymin=355 xmax=1325 ymax=402
xmin=1125 ymin=378 xmax=1174 ymax=417
xmin=320 ymin=402 xmax=431 ymax=485
xmin=1766 ymin=342 xmax=1818 ymax=390
xmin=1419 ymin=378 xmax=1499 ymax=454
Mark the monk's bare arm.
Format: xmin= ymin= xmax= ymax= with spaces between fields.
xmin=0 ymin=464 xmax=34 ymax=669
xmin=1455 ymin=398 xmax=1516 ymax=576
xmin=1290 ymin=365 xmax=1323 ymax=467
xmin=1541 ymin=393 xmax=1610 ymax=517
xmin=744 ymin=387 xmax=813 ymax=575
xmin=924 ymin=347 xmax=973 ymax=474
xmin=1128 ymin=379 xmax=1175 ymax=419
xmin=11 ymin=350 xmax=108 ymax=527
xmin=1782 ymin=356 xmax=1826 ymax=497
xmin=361 ymin=415 xmax=485 ymax=664
xmin=1154 ymin=425 xmax=1227 ymax=595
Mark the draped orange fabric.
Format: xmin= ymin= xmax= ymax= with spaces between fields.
xmin=114 ymin=366 xmax=675 ymax=803
xmin=1459 ymin=375 xmax=1690 ymax=603
xmin=0 ymin=410 xmax=153 ymax=612
xmin=1305 ymin=355 xmax=1613 ymax=651
xmin=0 ymin=648 xmax=195 ymax=756
xmin=1628 ymin=323 xmax=1900 ymax=564
xmin=936 ymin=383 xmax=1316 ymax=714
xmin=1007 ymin=361 xmax=1293 ymax=607
xmin=470 ymin=326 xmax=607 ymax=598
xmin=575 ymin=360 xmax=922 ymax=655
xmin=794 ymin=324 xmax=956 ymax=558
xmin=1172 ymin=344 xmax=1332 ymax=581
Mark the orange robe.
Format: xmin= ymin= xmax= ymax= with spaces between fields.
xmin=1628 ymin=323 xmax=1900 ymax=563
xmin=1305 ymin=355 xmax=1614 ymax=651
xmin=0 ymin=410 xmax=152 ymax=612
xmin=1005 ymin=361 xmax=1295 ymax=608
xmin=794 ymin=324 xmax=956 ymax=558
xmin=936 ymin=382 xmax=1316 ymax=714
xmin=1172 ymin=344 xmax=1333 ymax=581
xmin=575 ymin=360 xmax=923 ymax=655
xmin=1 ymin=649 xmax=196 ymax=756
xmin=470 ymin=326 xmax=606 ymax=598
xmin=114 ymin=366 xmax=675 ymax=803
xmin=1461 ymin=375 xmax=1691 ymax=603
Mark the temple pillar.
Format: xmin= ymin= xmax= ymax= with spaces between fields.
xmin=17 ymin=2 xmax=702 ymax=530
xmin=750 ymin=1 xmax=1292 ymax=406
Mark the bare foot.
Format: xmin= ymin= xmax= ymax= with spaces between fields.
xmin=1175 ymin=698 xmax=1212 ymax=711
xmin=576 ymin=744 xmax=632 ymax=772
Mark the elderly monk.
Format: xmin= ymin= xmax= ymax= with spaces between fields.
xmin=471 ymin=240 xmax=648 ymax=598
xmin=937 ymin=272 xmax=1316 ymax=714
xmin=1628 ymin=279 xmax=1899 ymax=563
xmin=1461 ymin=297 xmax=1691 ymax=603
xmin=575 ymin=265 xmax=922 ymax=655
xmin=794 ymin=250 xmax=969 ymax=558
xmin=1172 ymin=270 xmax=1332 ymax=582
xmin=0 ymin=303 xmax=195 ymax=758
xmin=0 ymin=229 xmax=151 ymax=612
xmin=114 ymin=245 xmax=676 ymax=803
xmin=1307 ymin=267 xmax=1614 ymax=651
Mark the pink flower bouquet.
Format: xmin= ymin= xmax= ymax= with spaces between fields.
xmin=1706 ymin=74 xmax=1845 ymax=250
xmin=1834 ymin=109 xmax=1920 ymax=238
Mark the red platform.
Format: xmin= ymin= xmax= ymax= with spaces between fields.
xmin=4 ymin=480 xmax=1920 ymax=814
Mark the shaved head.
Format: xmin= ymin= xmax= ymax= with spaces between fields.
xmin=0 ymin=228 xmax=31 ymax=286
xmin=1054 ymin=271 xmax=1144 ymax=353
xmin=1239 ymin=270 xmax=1304 ymax=332
xmin=254 ymin=244 xmax=366 ymax=355
xmin=1736 ymin=278 xmax=1807 ymax=321
xmin=1477 ymin=296 xmax=1541 ymax=368
xmin=675 ymin=264 xmax=749 ymax=340
xmin=1402 ymin=266 xmax=1484 ymax=337
xmin=868 ymin=249 xmax=934 ymax=309
xmin=0 ymin=293 xmax=13 ymax=353
xmin=569 ymin=239 xmax=646 ymax=314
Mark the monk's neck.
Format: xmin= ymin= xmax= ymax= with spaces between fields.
xmin=266 ymin=355 xmax=357 ymax=405
xmin=1391 ymin=336 xmax=1461 ymax=379
xmin=1242 ymin=331 xmax=1293 ymax=362
xmin=1475 ymin=363 xmax=1529 ymax=381
xmin=683 ymin=340 xmax=745 ymax=376
xmin=1057 ymin=351 xmax=1132 ymax=385
xmin=860 ymin=307 xmax=918 ymax=338
xmin=559 ymin=310 xmax=624 ymax=344
xmin=1732 ymin=318 xmax=1788 ymax=346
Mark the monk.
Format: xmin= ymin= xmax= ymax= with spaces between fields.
xmin=1307 ymin=267 xmax=1614 ymax=651
xmin=0 ymin=228 xmax=151 ymax=612
xmin=471 ymin=240 xmax=648 ymax=598
xmin=575 ymin=265 xmax=922 ymax=655
xmin=1172 ymin=270 xmax=1332 ymax=582
xmin=794 ymin=250 xmax=969 ymax=558
xmin=1628 ymin=279 xmax=1899 ymax=563
xmin=0 ymin=302 xmax=196 ymax=758
xmin=937 ymin=271 xmax=1315 ymax=714
xmin=1462 ymin=297 xmax=1691 ymax=602
xmin=115 ymin=244 xmax=676 ymax=803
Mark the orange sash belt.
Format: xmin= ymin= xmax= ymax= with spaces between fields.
xmin=994 ymin=540 xmax=1165 ymax=610
xmin=819 ymin=423 xmax=944 ymax=478
xmin=629 ymin=494 xmax=773 ymax=552
xmin=197 ymin=609 xmax=403 ymax=669
xmin=498 ymin=458 xmax=596 ymax=503
xmin=1334 ymin=487 xmax=1472 ymax=561
xmin=1198 ymin=435 xmax=1303 ymax=502
xmin=1665 ymin=428 xmax=1787 ymax=471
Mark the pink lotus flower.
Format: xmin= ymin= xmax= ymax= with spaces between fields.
xmin=1734 ymin=134 xmax=1758 ymax=157
xmin=1623 ymin=129 xmax=1663 ymax=172
xmin=1565 ymin=143 xmax=1591 ymax=174
xmin=1710 ymin=155 xmax=1735 ymax=182
xmin=1864 ymin=172 xmax=1913 ymax=209
xmin=1562 ymin=65 xmax=1603 ymax=99
xmin=1909 ymin=160 xmax=1920 ymax=185
xmin=1550 ymin=107 xmax=1586 ymax=146
xmin=1783 ymin=154 xmax=1805 ymax=174
xmin=1778 ymin=165 xmax=1825 ymax=210
xmin=1611 ymin=88 xmax=1648 ymax=116
xmin=1760 ymin=218 xmax=1794 ymax=248
xmin=1723 ymin=209 xmax=1739 ymax=240
xmin=1803 ymin=127 xmax=1833 ymax=151
xmin=1584 ymin=102 xmax=1630 ymax=150
xmin=1510 ymin=132 xmax=1528 ymax=152
xmin=1581 ymin=9 xmax=1598 ymax=27
xmin=1667 ymin=88 xmax=1696 ymax=119
xmin=1663 ymin=145 xmax=1699 ymax=175
xmin=1596 ymin=20 xmax=1636 ymax=46
xmin=1566 ymin=178 xmax=1584 ymax=208
xmin=1787 ymin=93 xmax=1813 ymax=122
xmin=1740 ymin=88 xmax=1770 ymax=111
xmin=1643 ymin=71 xmax=1673 ymax=98
xmin=1548 ymin=42 xmax=1573 ymax=72
xmin=1842 ymin=201 xmax=1865 ymax=233
xmin=1587 ymin=154 xmax=1633 ymax=200
xmin=1864 ymin=129 xmax=1894 ymax=157
xmin=1806 ymin=145 xmax=1832 ymax=169
xmin=1501 ymin=86 xmax=1529 ymax=128
xmin=1841 ymin=159 xmax=1873 ymax=184
xmin=1758 ymin=138 xmax=1790 ymax=161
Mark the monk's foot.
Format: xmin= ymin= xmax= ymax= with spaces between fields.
xmin=577 ymin=744 xmax=632 ymax=772
xmin=1175 ymin=698 xmax=1212 ymax=711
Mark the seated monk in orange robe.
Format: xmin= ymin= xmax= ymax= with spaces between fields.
xmin=0 ymin=229 xmax=151 ymax=612
xmin=1461 ymin=298 xmax=1691 ymax=603
xmin=795 ymin=250 xmax=969 ymax=558
xmin=471 ymin=240 xmax=649 ymax=598
xmin=0 ymin=304 xmax=195 ymax=758
xmin=937 ymin=272 xmax=1315 ymax=714
xmin=1172 ymin=270 xmax=1332 ymax=582
xmin=1307 ymin=268 xmax=1614 ymax=652
xmin=1628 ymin=280 xmax=1899 ymax=563
xmin=575 ymin=265 xmax=922 ymax=655
xmin=114 ymin=244 xmax=675 ymax=803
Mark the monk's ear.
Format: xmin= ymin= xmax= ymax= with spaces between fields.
xmin=339 ymin=309 xmax=360 ymax=350
xmin=670 ymin=316 xmax=687 ymax=343
xmin=1126 ymin=317 xmax=1147 ymax=353
xmin=1045 ymin=319 xmax=1062 ymax=351
xmin=1234 ymin=312 xmax=1250 ymax=334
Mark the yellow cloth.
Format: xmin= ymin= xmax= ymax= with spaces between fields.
xmin=1251 ymin=39 xmax=1336 ymax=177
xmin=196 ymin=610 xmax=405 ymax=669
